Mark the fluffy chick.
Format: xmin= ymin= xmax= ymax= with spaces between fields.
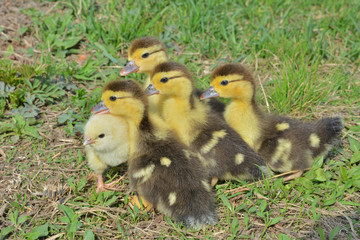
xmin=121 ymin=36 xmax=225 ymax=114
xmin=92 ymin=80 xmax=217 ymax=229
xmin=83 ymin=113 xmax=129 ymax=193
xmin=202 ymin=63 xmax=343 ymax=176
xmin=146 ymin=61 xmax=270 ymax=184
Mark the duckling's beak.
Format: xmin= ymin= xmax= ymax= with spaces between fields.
xmin=200 ymin=86 xmax=220 ymax=100
xmin=145 ymin=84 xmax=159 ymax=96
xmin=91 ymin=101 xmax=110 ymax=114
xmin=120 ymin=60 xmax=139 ymax=76
xmin=83 ymin=137 xmax=95 ymax=145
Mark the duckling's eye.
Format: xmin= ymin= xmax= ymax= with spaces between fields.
xmin=160 ymin=77 xmax=168 ymax=83
xmin=109 ymin=96 xmax=117 ymax=101
xmin=98 ymin=133 xmax=105 ymax=138
xmin=141 ymin=53 xmax=150 ymax=58
xmin=220 ymin=80 xmax=229 ymax=86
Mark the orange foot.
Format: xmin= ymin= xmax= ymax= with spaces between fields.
xmin=128 ymin=194 xmax=153 ymax=211
xmin=96 ymin=174 xmax=121 ymax=193
xmin=211 ymin=177 xmax=219 ymax=187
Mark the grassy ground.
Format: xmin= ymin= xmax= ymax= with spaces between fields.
xmin=0 ymin=0 xmax=359 ymax=239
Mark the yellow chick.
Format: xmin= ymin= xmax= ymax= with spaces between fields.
xmin=83 ymin=113 xmax=129 ymax=193
xmin=202 ymin=63 xmax=343 ymax=178
xmin=146 ymin=61 xmax=270 ymax=185
xmin=121 ymin=36 xmax=225 ymax=114
xmin=92 ymin=80 xmax=217 ymax=229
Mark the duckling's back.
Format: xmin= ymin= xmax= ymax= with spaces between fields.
xmin=259 ymin=115 xmax=343 ymax=172
xmin=129 ymin=135 xmax=217 ymax=229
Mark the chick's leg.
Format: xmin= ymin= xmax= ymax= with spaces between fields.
xmin=96 ymin=174 xmax=122 ymax=193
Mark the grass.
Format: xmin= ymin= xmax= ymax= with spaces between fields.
xmin=0 ymin=0 xmax=359 ymax=239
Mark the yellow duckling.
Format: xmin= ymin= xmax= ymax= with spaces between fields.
xmin=83 ymin=113 xmax=129 ymax=193
xmin=146 ymin=61 xmax=270 ymax=185
xmin=92 ymin=80 xmax=217 ymax=229
xmin=121 ymin=36 xmax=225 ymax=114
xmin=202 ymin=63 xmax=343 ymax=177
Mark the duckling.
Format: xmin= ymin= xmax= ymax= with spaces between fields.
xmin=92 ymin=80 xmax=217 ymax=229
xmin=121 ymin=36 xmax=225 ymax=114
xmin=83 ymin=113 xmax=129 ymax=193
xmin=145 ymin=61 xmax=270 ymax=184
xmin=201 ymin=63 xmax=343 ymax=177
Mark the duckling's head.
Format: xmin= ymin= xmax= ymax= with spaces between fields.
xmin=201 ymin=63 xmax=256 ymax=103
xmin=120 ymin=37 xmax=168 ymax=76
xmin=145 ymin=61 xmax=194 ymax=98
xmin=83 ymin=114 xmax=124 ymax=152
xmin=92 ymin=80 xmax=148 ymax=122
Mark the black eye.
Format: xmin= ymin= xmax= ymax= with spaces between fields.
xmin=109 ymin=96 xmax=117 ymax=101
xmin=98 ymin=133 xmax=105 ymax=138
xmin=220 ymin=80 xmax=229 ymax=86
xmin=141 ymin=53 xmax=150 ymax=58
xmin=160 ymin=77 xmax=168 ymax=83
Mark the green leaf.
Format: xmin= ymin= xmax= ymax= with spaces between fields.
xmin=322 ymin=197 xmax=336 ymax=206
xmin=0 ymin=123 xmax=15 ymax=134
xmin=340 ymin=166 xmax=348 ymax=181
xmin=0 ymin=226 xmax=15 ymax=240
xmin=314 ymin=168 xmax=327 ymax=182
xmin=278 ymin=233 xmax=291 ymax=240
xmin=84 ymin=229 xmax=95 ymax=240
xmin=13 ymin=114 xmax=26 ymax=129
xmin=329 ymin=225 xmax=342 ymax=240
xmin=318 ymin=226 xmax=326 ymax=240
xmin=348 ymin=165 xmax=360 ymax=178
xmin=25 ymin=223 xmax=49 ymax=240
xmin=312 ymin=156 xmax=324 ymax=168
xmin=269 ymin=216 xmax=282 ymax=226
xmin=220 ymin=194 xmax=233 ymax=211
xmin=339 ymin=201 xmax=360 ymax=207
xmin=259 ymin=200 xmax=267 ymax=212
xmin=303 ymin=178 xmax=313 ymax=189
xmin=104 ymin=196 xmax=118 ymax=207
xmin=58 ymin=204 xmax=75 ymax=220
xmin=350 ymin=151 xmax=360 ymax=164
xmin=24 ymin=126 xmax=42 ymax=139
xmin=348 ymin=136 xmax=360 ymax=152
xmin=18 ymin=215 xmax=28 ymax=224
xmin=5 ymin=45 xmax=14 ymax=58
xmin=18 ymin=26 xmax=29 ymax=35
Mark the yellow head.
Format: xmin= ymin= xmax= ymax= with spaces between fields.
xmin=202 ymin=63 xmax=256 ymax=103
xmin=120 ymin=37 xmax=168 ymax=76
xmin=146 ymin=62 xmax=194 ymax=98
xmin=93 ymin=80 xmax=148 ymax=126
xmin=83 ymin=114 xmax=127 ymax=153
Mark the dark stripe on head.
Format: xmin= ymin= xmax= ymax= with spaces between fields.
xmin=103 ymin=80 xmax=148 ymax=106
xmin=129 ymin=36 xmax=167 ymax=56
xmin=151 ymin=62 xmax=194 ymax=82
xmin=211 ymin=63 xmax=255 ymax=84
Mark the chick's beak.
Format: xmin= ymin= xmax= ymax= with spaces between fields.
xmin=200 ymin=86 xmax=220 ymax=100
xmin=83 ymin=137 xmax=95 ymax=145
xmin=145 ymin=84 xmax=159 ymax=96
xmin=91 ymin=101 xmax=110 ymax=114
xmin=120 ymin=60 xmax=139 ymax=76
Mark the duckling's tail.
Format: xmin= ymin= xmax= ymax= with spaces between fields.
xmin=173 ymin=188 xmax=218 ymax=229
xmin=313 ymin=116 xmax=343 ymax=156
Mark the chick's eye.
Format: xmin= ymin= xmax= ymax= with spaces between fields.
xmin=141 ymin=53 xmax=150 ymax=58
xmin=109 ymin=96 xmax=117 ymax=101
xmin=98 ymin=133 xmax=105 ymax=138
xmin=160 ymin=77 xmax=168 ymax=83
xmin=220 ymin=80 xmax=229 ymax=86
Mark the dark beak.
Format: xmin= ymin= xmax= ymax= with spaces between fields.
xmin=120 ymin=60 xmax=139 ymax=76
xmin=200 ymin=86 xmax=220 ymax=100
xmin=91 ymin=101 xmax=110 ymax=114
xmin=145 ymin=84 xmax=159 ymax=96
